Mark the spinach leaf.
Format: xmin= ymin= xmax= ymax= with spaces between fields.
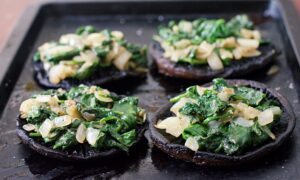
xmin=76 ymin=25 xmax=96 ymax=35
xmin=53 ymin=130 xmax=77 ymax=150
xmin=212 ymin=78 xmax=229 ymax=91
xmin=182 ymin=124 xmax=207 ymax=140
xmin=27 ymin=106 xmax=57 ymax=124
xmin=223 ymin=123 xmax=252 ymax=155
xmin=232 ymin=87 xmax=265 ymax=106
xmin=112 ymin=97 xmax=139 ymax=129
xmin=226 ymin=14 xmax=253 ymax=36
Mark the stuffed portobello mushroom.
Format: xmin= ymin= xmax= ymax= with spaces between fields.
xmin=150 ymin=78 xmax=295 ymax=166
xmin=17 ymin=85 xmax=146 ymax=161
xmin=34 ymin=26 xmax=148 ymax=89
xmin=151 ymin=15 xmax=276 ymax=80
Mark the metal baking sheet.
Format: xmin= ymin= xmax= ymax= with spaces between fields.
xmin=0 ymin=0 xmax=300 ymax=179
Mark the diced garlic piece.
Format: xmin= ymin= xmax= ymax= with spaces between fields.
xmin=196 ymin=41 xmax=214 ymax=59
xmin=233 ymin=47 xmax=261 ymax=59
xmin=59 ymin=34 xmax=84 ymax=49
xmin=253 ymin=30 xmax=261 ymax=40
xmin=266 ymin=106 xmax=282 ymax=115
xmin=161 ymin=42 xmax=175 ymax=52
xmin=196 ymin=85 xmax=212 ymax=96
xmin=240 ymin=29 xmax=261 ymax=40
xmin=237 ymin=38 xmax=259 ymax=49
xmin=169 ymin=49 xmax=189 ymax=62
xmin=105 ymin=43 xmax=123 ymax=62
xmin=233 ymin=47 xmax=242 ymax=60
xmin=219 ymin=49 xmax=233 ymax=60
xmin=207 ymin=52 xmax=224 ymax=70
xmin=258 ymin=109 xmax=274 ymax=126
xmin=49 ymin=64 xmax=76 ymax=84
xmin=39 ymin=119 xmax=54 ymax=138
xmin=171 ymin=98 xmax=195 ymax=116
xmin=85 ymin=33 xmax=107 ymax=47
xmin=185 ymin=136 xmax=199 ymax=151
xmin=220 ymin=37 xmax=237 ymax=48
xmin=86 ymin=127 xmax=100 ymax=146
xmin=235 ymin=102 xmax=261 ymax=119
xmin=35 ymin=95 xmax=52 ymax=103
xmin=217 ymin=87 xmax=235 ymax=101
xmin=113 ymin=49 xmax=132 ymax=70
xmin=65 ymin=100 xmax=81 ymax=118
xmin=172 ymin=25 xmax=179 ymax=33
xmin=43 ymin=62 xmax=51 ymax=71
xmin=241 ymin=49 xmax=261 ymax=57
xmin=267 ymin=65 xmax=279 ymax=76
xmin=94 ymin=91 xmax=113 ymax=102
xmin=22 ymin=124 xmax=36 ymax=132
xmin=234 ymin=117 xmax=254 ymax=127
xmin=19 ymin=99 xmax=39 ymax=118
xmin=38 ymin=42 xmax=57 ymax=53
xmin=240 ymin=28 xmax=254 ymax=39
xmin=155 ymin=116 xmax=190 ymax=137
xmin=179 ymin=21 xmax=193 ymax=33
xmin=111 ymin=31 xmax=124 ymax=40
xmin=53 ymin=115 xmax=72 ymax=127
xmin=35 ymin=95 xmax=64 ymax=115
xmin=76 ymin=123 xmax=87 ymax=143
xmin=174 ymin=39 xmax=191 ymax=49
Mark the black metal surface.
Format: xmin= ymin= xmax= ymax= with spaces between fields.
xmin=0 ymin=0 xmax=300 ymax=179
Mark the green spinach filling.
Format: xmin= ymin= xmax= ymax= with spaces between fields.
xmin=34 ymin=26 xmax=147 ymax=84
xmin=156 ymin=78 xmax=282 ymax=155
xmin=154 ymin=15 xmax=267 ymax=70
xmin=20 ymin=85 xmax=146 ymax=152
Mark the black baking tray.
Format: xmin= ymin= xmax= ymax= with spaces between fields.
xmin=1 ymin=0 xmax=300 ymax=179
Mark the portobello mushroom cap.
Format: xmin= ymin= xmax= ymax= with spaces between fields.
xmin=149 ymin=79 xmax=295 ymax=166
xmin=150 ymin=42 xmax=276 ymax=80
xmin=33 ymin=61 xmax=146 ymax=89
xmin=16 ymin=93 xmax=146 ymax=162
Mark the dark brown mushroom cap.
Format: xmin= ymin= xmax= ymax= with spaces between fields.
xmin=150 ymin=42 xmax=276 ymax=80
xmin=33 ymin=61 xmax=146 ymax=89
xmin=17 ymin=93 xmax=146 ymax=161
xmin=149 ymin=79 xmax=295 ymax=166
xmin=17 ymin=116 xmax=146 ymax=162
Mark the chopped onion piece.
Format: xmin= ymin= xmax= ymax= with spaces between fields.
xmin=185 ymin=137 xmax=199 ymax=151
xmin=94 ymin=91 xmax=113 ymax=102
xmin=220 ymin=37 xmax=236 ymax=48
xmin=237 ymin=38 xmax=259 ymax=49
xmin=53 ymin=115 xmax=72 ymax=127
xmin=111 ymin=31 xmax=124 ymax=40
xmin=196 ymin=41 xmax=214 ymax=59
xmin=19 ymin=99 xmax=39 ymax=118
xmin=217 ymin=87 xmax=235 ymax=101
xmin=86 ymin=127 xmax=100 ymax=146
xmin=258 ymin=109 xmax=274 ymax=126
xmin=207 ymin=52 xmax=224 ymax=70
xmin=155 ymin=116 xmax=190 ymax=137
xmin=113 ymin=49 xmax=132 ymax=70
xmin=234 ymin=117 xmax=254 ymax=127
xmin=59 ymin=34 xmax=84 ymax=49
xmin=22 ymin=124 xmax=36 ymax=132
xmin=85 ymin=33 xmax=106 ymax=47
xmin=171 ymin=98 xmax=195 ymax=116
xmin=267 ymin=106 xmax=282 ymax=115
xmin=235 ymin=102 xmax=261 ymax=119
xmin=39 ymin=119 xmax=54 ymax=138
xmin=174 ymin=39 xmax=191 ymax=49
xmin=76 ymin=123 xmax=87 ymax=143
xmin=219 ymin=49 xmax=233 ymax=60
